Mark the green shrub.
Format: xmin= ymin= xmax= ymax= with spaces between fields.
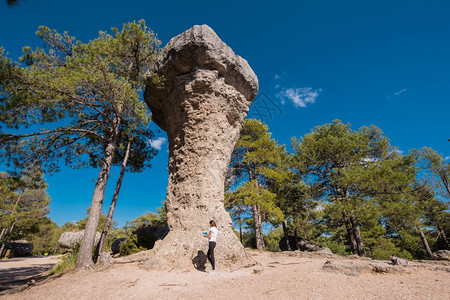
xmin=318 ymin=239 xmax=348 ymax=256
xmin=264 ymin=228 xmax=283 ymax=252
xmin=119 ymin=233 xmax=145 ymax=256
xmin=48 ymin=245 xmax=79 ymax=275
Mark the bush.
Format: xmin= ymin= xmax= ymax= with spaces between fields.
xmin=318 ymin=239 xmax=348 ymax=256
xmin=264 ymin=228 xmax=283 ymax=252
xmin=119 ymin=233 xmax=145 ymax=256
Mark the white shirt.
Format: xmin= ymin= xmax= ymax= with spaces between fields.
xmin=209 ymin=227 xmax=218 ymax=242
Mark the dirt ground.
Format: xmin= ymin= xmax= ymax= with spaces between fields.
xmin=0 ymin=255 xmax=61 ymax=292
xmin=1 ymin=251 xmax=448 ymax=300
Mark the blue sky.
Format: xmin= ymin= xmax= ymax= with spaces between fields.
xmin=1 ymin=0 xmax=449 ymax=227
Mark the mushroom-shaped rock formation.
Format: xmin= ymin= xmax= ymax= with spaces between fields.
xmin=144 ymin=25 xmax=258 ymax=270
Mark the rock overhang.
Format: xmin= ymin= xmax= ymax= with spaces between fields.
xmin=144 ymin=24 xmax=259 ymax=131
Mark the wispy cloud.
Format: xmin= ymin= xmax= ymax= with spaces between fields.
xmin=277 ymin=87 xmax=322 ymax=108
xmin=387 ymin=88 xmax=408 ymax=100
xmin=148 ymin=137 xmax=167 ymax=150
xmin=394 ymin=88 xmax=408 ymax=96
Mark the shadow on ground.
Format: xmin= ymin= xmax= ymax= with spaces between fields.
xmin=0 ymin=259 xmax=55 ymax=292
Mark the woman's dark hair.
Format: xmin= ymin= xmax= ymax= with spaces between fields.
xmin=210 ymin=220 xmax=217 ymax=227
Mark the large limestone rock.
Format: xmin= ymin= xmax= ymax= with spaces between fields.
xmin=59 ymin=230 xmax=101 ymax=249
xmin=144 ymin=25 xmax=258 ymax=270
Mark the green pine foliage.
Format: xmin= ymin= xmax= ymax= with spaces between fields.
xmin=227 ymin=119 xmax=448 ymax=259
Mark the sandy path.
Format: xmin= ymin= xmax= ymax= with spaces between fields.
xmin=2 ymin=251 xmax=449 ymax=299
xmin=0 ymin=256 xmax=61 ymax=292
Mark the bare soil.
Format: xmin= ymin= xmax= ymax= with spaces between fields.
xmin=0 ymin=256 xmax=61 ymax=293
xmin=1 ymin=251 xmax=448 ymax=299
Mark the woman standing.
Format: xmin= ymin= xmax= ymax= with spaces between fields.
xmin=204 ymin=220 xmax=218 ymax=274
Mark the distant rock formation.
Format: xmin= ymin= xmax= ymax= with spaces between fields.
xmin=144 ymin=24 xmax=258 ymax=270
xmin=6 ymin=240 xmax=33 ymax=257
xmin=279 ymin=236 xmax=331 ymax=254
xmin=59 ymin=231 xmax=100 ymax=249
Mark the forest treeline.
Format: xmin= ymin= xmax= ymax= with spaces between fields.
xmin=0 ymin=168 xmax=166 ymax=257
xmin=225 ymin=119 xmax=449 ymax=260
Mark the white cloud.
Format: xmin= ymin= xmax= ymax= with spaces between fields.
xmin=277 ymin=87 xmax=322 ymax=108
xmin=394 ymin=88 xmax=408 ymax=96
xmin=148 ymin=137 xmax=167 ymax=150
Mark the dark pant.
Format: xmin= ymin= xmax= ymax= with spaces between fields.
xmin=207 ymin=241 xmax=216 ymax=270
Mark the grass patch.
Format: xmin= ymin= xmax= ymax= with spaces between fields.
xmin=48 ymin=245 xmax=79 ymax=275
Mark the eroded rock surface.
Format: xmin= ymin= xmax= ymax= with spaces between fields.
xmin=144 ymin=25 xmax=258 ymax=270
xmin=59 ymin=231 xmax=100 ymax=249
xmin=323 ymin=260 xmax=408 ymax=276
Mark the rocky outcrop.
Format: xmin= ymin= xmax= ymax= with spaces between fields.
xmin=144 ymin=25 xmax=258 ymax=270
xmin=6 ymin=240 xmax=33 ymax=257
xmin=432 ymin=250 xmax=450 ymax=260
xmin=279 ymin=236 xmax=329 ymax=253
xmin=323 ymin=260 xmax=407 ymax=276
xmin=59 ymin=231 xmax=101 ymax=249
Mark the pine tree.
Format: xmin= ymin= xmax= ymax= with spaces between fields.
xmin=227 ymin=119 xmax=284 ymax=250
xmin=0 ymin=20 xmax=160 ymax=268
xmin=292 ymin=120 xmax=411 ymax=257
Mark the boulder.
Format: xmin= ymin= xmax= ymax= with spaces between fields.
xmin=279 ymin=236 xmax=324 ymax=252
xmin=432 ymin=249 xmax=450 ymax=260
xmin=390 ymin=255 xmax=408 ymax=265
xmin=6 ymin=240 xmax=33 ymax=257
xmin=59 ymin=230 xmax=101 ymax=249
xmin=111 ymin=238 xmax=127 ymax=254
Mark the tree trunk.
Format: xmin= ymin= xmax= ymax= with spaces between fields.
xmin=342 ymin=212 xmax=358 ymax=254
xmin=439 ymin=173 xmax=450 ymax=197
xmin=0 ymin=228 xmax=6 ymax=242
xmin=93 ymin=141 xmax=131 ymax=263
xmin=350 ymin=211 xmax=366 ymax=256
xmin=294 ymin=230 xmax=299 ymax=251
xmin=419 ymin=227 xmax=434 ymax=257
xmin=0 ymin=223 xmax=15 ymax=258
xmin=238 ymin=214 xmax=243 ymax=244
xmin=253 ymin=204 xmax=265 ymax=250
xmin=282 ymin=221 xmax=291 ymax=251
xmin=436 ymin=222 xmax=449 ymax=248
xmin=76 ymin=116 xmax=120 ymax=269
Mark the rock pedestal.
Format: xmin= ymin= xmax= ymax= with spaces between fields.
xmin=59 ymin=230 xmax=101 ymax=249
xmin=144 ymin=25 xmax=258 ymax=270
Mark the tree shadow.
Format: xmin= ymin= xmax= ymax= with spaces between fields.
xmin=192 ymin=250 xmax=207 ymax=272
xmin=0 ymin=264 xmax=54 ymax=292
